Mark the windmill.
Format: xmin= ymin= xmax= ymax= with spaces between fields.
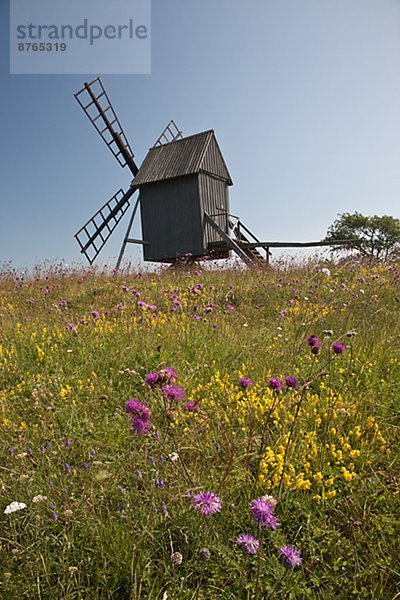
xmin=74 ymin=77 xmax=269 ymax=269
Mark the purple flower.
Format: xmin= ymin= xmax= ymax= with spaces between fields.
xmin=145 ymin=372 xmax=159 ymax=389
xmin=192 ymin=491 xmax=222 ymax=516
xmin=65 ymin=463 xmax=71 ymax=473
xmin=125 ymin=399 xmax=151 ymax=435
xmin=91 ymin=310 xmax=100 ymax=319
xmin=158 ymin=367 xmax=177 ymax=384
xmin=65 ymin=440 xmax=71 ymax=448
xmin=236 ymin=534 xmax=260 ymax=555
xmin=51 ymin=512 xmax=58 ymax=521
xmin=125 ymin=399 xmax=151 ymax=420
xmin=250 ymin=498 xmax=278 ymax=529
xmin=238 ymin=377 xmax=253 ymax=389
xmin=285 ymin=376 xmax=298 ymax=389
xmin=280 ymin=545 xmax=302 ymax=569
xmin=307 ymin=335 xmax=321 ymax=355
xmin=183 ymin=401 xmax=199 ymax=412
xmin=269 ymin=377 xmax=284 ymax=392
xmin=131 ymin=417 xmax=152 ymax=435
xmin=226 ymin=304 xmax=235 ymax=312
xmin=162 ymin=385 xmax=185 ymax=402
xmin=332 ymin=342 xmax=346 ymax=355
xmin=155 ymin=479 xmax=164 ymax=488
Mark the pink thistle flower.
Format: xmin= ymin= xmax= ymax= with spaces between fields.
xmin=285 ymin=376 xmax=298 ymax=389
xmin=125 ymin=398 xmax=151 ymax=420
xmin=280 ymin=545 xmax=302 ymax=568
xmin=250 ymin=497 xmax=278 ymax=529
xmin=145 ymin=372 xmax=159 ymax=389
xmin=269 ymin=377 xmax=284 ymax=392
xmin=332 ymin=342 xmax=346 ymax=355
xmin=238 ymin=377 xmax=253 ymax=389
xmin=158 ymin=367 xmax=177 ymax=384
xmin=307 ymin=335 xmax=321 ymax=355
xmin=162 ymin=385 xmax=185 ymax=402
xmin=236 ymin=534 xmax=260 ymax=555
xmin=192 ymin=491 xmax=222 ymax=516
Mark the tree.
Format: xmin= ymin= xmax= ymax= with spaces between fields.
xmin=325 ymin=212 xmax=400 ymax=260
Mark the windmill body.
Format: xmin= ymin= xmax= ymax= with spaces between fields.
xmin=134 ymin=130 xmax=232 ymax=262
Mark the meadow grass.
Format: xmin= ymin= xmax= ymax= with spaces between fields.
xmin=0 ymin=259 xmax=399 ymax=599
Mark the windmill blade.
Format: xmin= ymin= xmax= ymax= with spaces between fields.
xmin=75 ymin=77 xmax=139 ymax=175
xmin=153 ymin=120 xmax=183 ymax=147
xmin=75 ymin=186 xmax=137 ymax=264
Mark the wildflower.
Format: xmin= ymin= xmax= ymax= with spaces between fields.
xmin=226 ymin=304 xmax=235 ymax=312
xmin=199 ymin=547 xmax=211 ymax=561
xmin=285 ymin=376 xmax=298 ymax=389
xmin=91 ymin=310 xmax=100 ymax=319
xmin=135 ymin=469 xmax=142 ymax=477
xmin=155 ymin=479 xmax=165 ymax=488
xmin=65 ymin=463 xmax=71 ymax=473
xmin=171 ymin=552 xmax=183 ymax=566
xmin=250 ymin=497 xmax=278 ymax=529
xmin=32 ymin=495 xmax=47 ymax=503
xmin=238 ymin=377 xmax=253 ymax=389
xmin=169 ymin=452 xmax=179 ymax=462
xmin=4 ymin=501 xmax=27 ymax=514
xmin=236 ymin=534 xmax=260 ymax=554
xmin=183 ymin=401 xmax=199 ymax=412
xmin=307 ymin=335 xmax=321 ymax=355
xmin=158 ymin=367 xmax=177 ymax=384
xmin=125 ymin=398 xmax=152 ymax=435
xmin=269 ymin=377 xmax=284 ymax=392
xmin=346 ymin=331 xmax=357 ymax=337
xmin=280 ymin=545 xmax=302 ymax=569
xmin=119 ymin=503 xmax=125 ymax=512
xmin=125 ymin=398 xmax=151 ymax=420
xmin=332 ymin=342 xmax=346 ymax=355
xmin=65 ymin=440 xmax=71 ymax=448
xmin=321 ymin=268 xmax=331 ymax=276
xmin=162 ymin=385 xmax=185 ymax=402
xmin=161 ymin=502 xmax=168 ymax=516
xmin=51 ymin=512 xmax=58 ymax=521
xmin=145 ymin=372 xmax=159 ymax=389
xmin=131 ymin=417 xmax=152 ymax=435
xmin=192 ymin=491 xmax=222 ymax=516
xmin=323 ymin=329 xmax=334 ymax=336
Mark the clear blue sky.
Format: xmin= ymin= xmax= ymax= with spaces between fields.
xmin=1 ymin=0 xmax=400 ymax=268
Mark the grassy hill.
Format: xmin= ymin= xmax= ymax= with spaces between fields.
xmin=1 ymin=260 xmax=399 ymax=598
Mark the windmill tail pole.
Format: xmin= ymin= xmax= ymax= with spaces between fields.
xmin=238 ymin=239 xmax=360 ymax=250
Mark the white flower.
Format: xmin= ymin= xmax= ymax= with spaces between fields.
xmin=322 ymin=268 xmax=331 ymax=276
xmin=169 ymin=452 xmax=179 ymax=462
xmin=32 ymin=495 xmax=47 ymax=503
xmin=4 ymin=501 xmax=27 ymax=514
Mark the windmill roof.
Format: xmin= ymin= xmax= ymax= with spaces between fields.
xmin=133 ymin=130 xmax=233 ymax=187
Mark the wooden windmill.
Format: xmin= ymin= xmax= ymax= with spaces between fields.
xmin=74 ymin=77 xmax=268 ymax=268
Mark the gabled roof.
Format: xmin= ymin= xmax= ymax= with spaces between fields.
xmin=133 ymin=130 xmax=233 ymax=187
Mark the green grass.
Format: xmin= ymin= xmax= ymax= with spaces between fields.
xmin=0 ymin=259 xmax=399 ymax=598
